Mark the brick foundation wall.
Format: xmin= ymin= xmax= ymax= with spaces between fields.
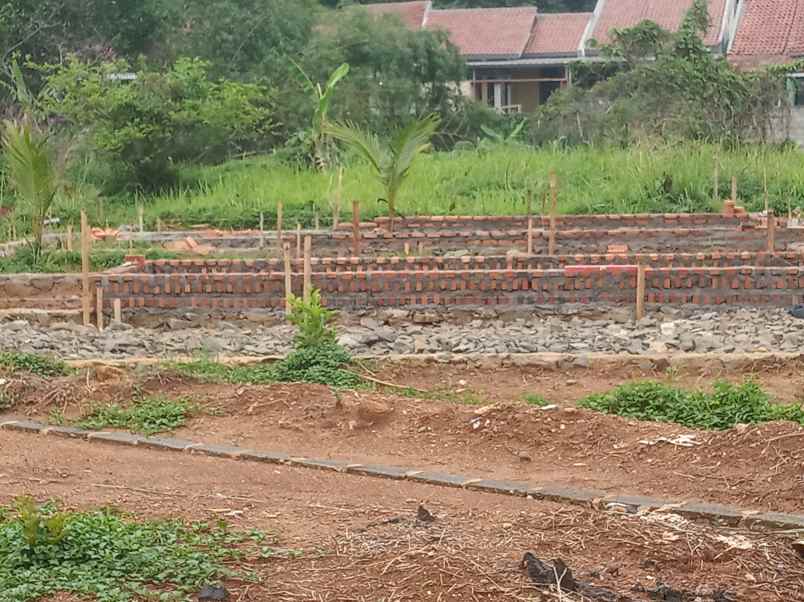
xmin=141 ymin=251 xmax=804 ymax=275
xmin=96 ymin=266 xmax=804 ymax=311
xmin=0 ymin=274 xmax=87 ymax=310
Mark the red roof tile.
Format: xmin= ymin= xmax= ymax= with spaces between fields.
xmin=426 ymin=7 xmax=538 ymax=58
xmin=364 ymin=1 xmax=429 ymax=30
xmin=729 ymin=0 xmax=804 ymax=67
xmin=525 ymin=13 xmax=591 ymax=56
xmin=591 ymin=0 xmax=728 ymax=48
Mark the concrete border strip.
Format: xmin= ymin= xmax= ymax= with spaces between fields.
xmin=1 ymin=418 xmax=802 ymax=533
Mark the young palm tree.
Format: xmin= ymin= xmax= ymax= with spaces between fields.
xmin=295 ymin=62 xmax=350 ymax=170
xmin=2 ymin=120 xmax=58 ymax=261
xmin=324 ymin=114 xmax=440 ymax=230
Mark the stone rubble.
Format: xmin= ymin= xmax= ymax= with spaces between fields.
xmin=0 ymin=306 xmax=802 ymax=360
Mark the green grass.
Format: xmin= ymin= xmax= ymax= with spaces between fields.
xmin=579 ymin=380 xmax=804 ymax=430
xmin=15 ymin=142 xmax=798 ymax=236
xmin=522 ymin=393 xmax=550 ymax=407
xmin=0 ymin=353 xmax=69 ymax=377
xmin=0 ymin=498 xmax=266 ymax=602
xmin=77 ymin=396 xmax=194 ymax=435
xmin=172 ymin=358 xmax=277 ymax=385
xmin=0 ymin=246 xmax=180 ymax=274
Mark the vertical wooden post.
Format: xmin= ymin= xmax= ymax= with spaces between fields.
xmin=156 ymin=217 xmax=162 ymax=233
xmin=96 ymin=285 xmax=104 ymax=331
xmin=283 ymin=242 xmax=292 ymax=315
xmin=80 ymin=210 xmax=91 ymax=327
xmin=635 ymin=263 xmax=646 ymax=322
xmin=276 ymin=201 xmax=284 ymax=252
xmin=113 ymin=298 xmax=122 ymax=323
xmin=417 ymin=241 xmax=424 ymax=257
xmin=314 ymin=207 xmax=320 ymax=230
xmin=548 ymin=171 xmax=558 ymax=256
xmin=352 ymin=200 xmax=361 ymax=257
xmin=713 ymin=156 xmax=719 ymax=204
xmin=138 ymin=205 xmax=144 ymax=233
xmin=66 ymin=225 xmax=74 ymax=252
xmin=526 ymin=189 xmax=533 ymax=255
xmin=404 ymin=242 xmax=411 ymax=256
xmin=259 ymin=212 xmax=265 ymax=249
xmin=303 ymin=235 xmax=312 ymax=303
xmin=763 ymin=167 xmax=769 ymax=214
xmin=333 ymin=167 xmax=343 ymax=231
xmin=767 ymin=209 xmax=776 ymax=253
xmin=731 ymin=176 xmax=737 ymax=203
xmin=296 ymin=223 xmax=302 ymax=260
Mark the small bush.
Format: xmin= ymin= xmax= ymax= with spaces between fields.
xmin=0 ymin=499 xmax=260 ymax=601
xmin=287 ymin=289 xmax=337 ymax=348
xmin=0 ymin=353 xmax=69 ymax=377
xmin=272 ymin=342 xmax=360 ymax=387
xmin=579 ymin=380 xmax=804 ymax=430
xmin=78 ymin=396 xmax=193 ymax=435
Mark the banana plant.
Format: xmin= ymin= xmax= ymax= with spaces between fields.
xmin=295 ymin=62 xmax=350 ymax=170
xmin=324 ymin=114 xmax=440 ymax=231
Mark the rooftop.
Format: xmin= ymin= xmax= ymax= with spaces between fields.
xmin=728 ymin=0 xmax=804 ymax=67
xmin=426 ymin=7 xmax=538 ymax=59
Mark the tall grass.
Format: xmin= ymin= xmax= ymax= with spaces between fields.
xmin=4 ymin=142 xmax=804 ymax=237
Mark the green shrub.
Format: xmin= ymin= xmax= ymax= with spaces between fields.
xmin=287 ymin=289 xmax=337 ymax=348
xmin=78 ymin=396 xmax=193 ymax=435
xmin=579 ymin=380 xmax=804 ymax=430
xmin=0 ymin=501 xmax=260 ymax=601
xmin=272 ymin=342 xmax=360 ymax=387
xmin=0 ymin=353 xmax=69 ymax=377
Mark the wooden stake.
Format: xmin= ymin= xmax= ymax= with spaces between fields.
xmin=303 ymin=235 xmax=312 ymax=303
xmin=80 ymin=210 xmax=91 ymax=327
xmin=283 ymin=242 xmax=292 ymax=315
xmin=731 ymin=176 xmax=737 ymax=203
xmin=138 ymin=205 xmax=144 ymax=233
xmin=404 ymin=242 xmax=411 ymax=256
xmin=259 ymin=212 xmax=265 ymax=249
xmin=635 ymin=263 xmax=646 ymax=321
xmin=156 ymin=217 xmax=162 ymax=233
xmin=352 ymin=200 xmax=361 ymax=257
xmin=333 ymin=167 xmax=343 ymax=231
xmin=417 ymin=241 xmax=424 ymax=256
xmin=113 ymin=298 xmax=122 ymax=323
xmin=713 ymin=156 xmax=719 ymax=203
xmin=768 ymin=209 xmax=776 ymax=253
xmin=763 ymin=167 xmax=769 ymax=214
xmin=66 ymin=225 xmax=73 ymax=252
xmin=526 ymin=189 xmax=533 ymax=255
xmin=314 ymin=207 xmax=320 ymax=230
xmin=96 ymin=285 xmax=104 ymax=331
xmin=276 ymin=201 xmax=284 ymax=251
xmin=548 ymin=171 xmax=558 ymax=255
xmin=296 ymin=223 xmax=302 ymax=260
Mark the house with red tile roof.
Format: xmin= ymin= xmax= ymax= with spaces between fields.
xmin=363 ymin=0 xmax=776 ymax=113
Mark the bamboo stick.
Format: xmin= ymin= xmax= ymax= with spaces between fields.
xmin=80 ymin=210 xmax=91 ymax=327
xmin=283 ymin=242 xmax=292 ymax=315
xmin=113 ymin=298 xmax=122 ymax=323
xmin=66 ymin=225 xmax=73 ymax=252
xmin=96 ymin=285 xmax=104 ymax=331
xmin=303 ymin=235 xmax=312 ymax=302
xmin=259 ymin=212 xmax=265 ymax=249
xmin=276 ymin=200 xmax=283 ymax=252
xmin=768 ymin=210 xmax=776 ymax=253
xmin=635 ymin=263 xmax=646 ymax=321
xmin=296 ymin=223 xmax=302 ymax=260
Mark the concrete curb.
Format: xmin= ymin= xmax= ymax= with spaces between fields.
xmin=2 ymin=417 xmax=803 ymax=532
xmin=63 ymin=351 xmax=804 ymax=371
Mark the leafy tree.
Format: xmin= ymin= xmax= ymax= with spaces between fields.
xmin=40 ymin=57 xmax=275 ymax=193
xmin=324 ymin=113 xmax=440 ymax=228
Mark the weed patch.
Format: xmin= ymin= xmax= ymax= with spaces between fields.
xmin=0 ymin=497 xmax=265 ymax=602
xmin=579 ymin=381 xmax=804 ymax=430
xmin=172 ymin=358 xmax=276 ymax=385
xmin=522 ymin=393 xmax=550 ymax=407
xmin=0 ymin=353 xmax=69 ymax=377
xmin=77 ymin=396 xmax=194 ymax=435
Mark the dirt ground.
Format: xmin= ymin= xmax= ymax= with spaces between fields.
xmin=2 ymin=431 xmax=802 ymax=602
xmin=4 ymin=361 xmax=804 ymax=515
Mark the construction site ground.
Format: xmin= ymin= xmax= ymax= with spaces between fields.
xmin=2 ymin=358 xmax=803 ymax=600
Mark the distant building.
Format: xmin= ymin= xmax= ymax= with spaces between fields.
xmin=365 ymin=0 xmax=739 ymax=113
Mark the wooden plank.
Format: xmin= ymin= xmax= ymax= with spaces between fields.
xmin=352 ymin=200 xmax=361 ymax=257
xmin=96 ymin=285 xmax=104 ymax=331
xmin=80 ymin=210 xmax=91 ymax=327
xmin=548 ymin=171 xmax=558 ymax=256
xmin=113 ymin=298 xmax=122 ymax=323
xmin=303 ymin=235 xmax=312 ymax=302
xmin=283 ymin=242 xmax=292 ymax=315
xmin=635 ymin=263 xmax=646 ymax=321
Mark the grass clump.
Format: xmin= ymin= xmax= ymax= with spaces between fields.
xmin=78 ymin=396 xmax=193 ymax=435
xmin=0 ymin=352 xmax=69 ymax=377
xmin=522 ymin=393 xmax=550 ymax=407
xmin=172 ymin=358 xmax=276 ymax=385
xmin=0 ymin=497 xmax=261 ymax=602
xmin=579 ymin=380 xmax=804 ymax=430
